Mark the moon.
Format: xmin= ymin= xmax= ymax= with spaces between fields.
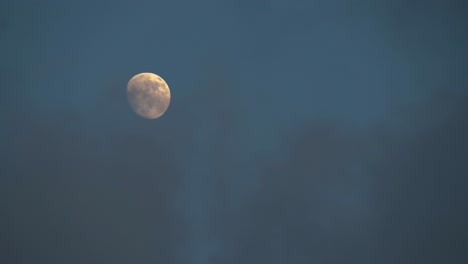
xmin=126 ymin=72 xmax=171 ymax=119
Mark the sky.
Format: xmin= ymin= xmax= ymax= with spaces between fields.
xmin=1 ymin=0 xmax=468 ymax=263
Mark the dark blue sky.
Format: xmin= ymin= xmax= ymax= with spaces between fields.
xmin=1 ymin=0 xmax=468 ymax=263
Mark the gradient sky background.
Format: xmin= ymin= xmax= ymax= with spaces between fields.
xmin=1 ymin=0 xmax=468 ymax=263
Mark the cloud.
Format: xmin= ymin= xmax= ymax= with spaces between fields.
xmin=205 ymin=90 xmax=468 ymax=264
xmin=2 ymin=99 xmax=186 ymax=263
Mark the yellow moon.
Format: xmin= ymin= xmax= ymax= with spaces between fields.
xmin=126 ymin=72 xmax=171 ymax=119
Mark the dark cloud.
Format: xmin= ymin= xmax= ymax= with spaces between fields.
xmin=202 ymin=90 xmax=468 ymax=264
xmin=0 ymin=16 xmax=6 ymax=33
xmin=2 ymin=103 xmax=185 ymax=263
xmin=211 ymin=121 xmax=377 ymax=263
xmin=373 ymin=92 xmax=468 ymax=263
